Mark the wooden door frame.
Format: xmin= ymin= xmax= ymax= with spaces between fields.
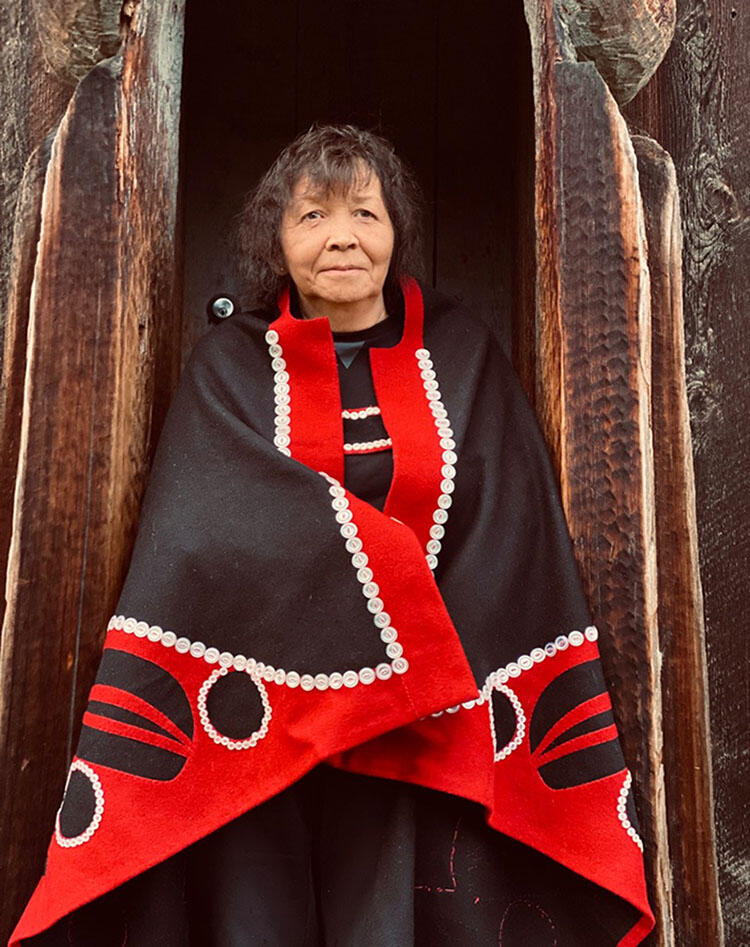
xmin=0 ymin=2 xmax=722 ymax=942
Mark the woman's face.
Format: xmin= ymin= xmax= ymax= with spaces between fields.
xmin=279 ymin=167 xmax=395 ymax=318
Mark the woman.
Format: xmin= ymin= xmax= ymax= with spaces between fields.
xmin=14 ymin=125 xmax=653 ymax=945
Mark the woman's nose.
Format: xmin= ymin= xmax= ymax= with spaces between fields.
xmin=325 ymin=216 xmax=358 ymax=250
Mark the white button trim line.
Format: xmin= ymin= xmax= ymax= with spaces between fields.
xmin=266 ymin=328 xmax=292 ymax=457
xmin=342 ymin=406 xmax=381 ymax=420
xmin=319 ymin=471 xmax=409 ymax=683
xmin=617 ymin=770 xmax=644 ymax=852
xmin=108 ymin=612 xmax=409 ymax=693
xmin=343 ymin=438 xmax=392 ymax=453
xmin=197 ymin=666 xmax=272 ymax=751
xmin=55 ymin=760 xmax=105 ymax=848
xmin=430 ymin=626 xmax=599 ymax=719
xmin=415 ymin=348 xmax=457 ymax=571
xmin=488 ymin=683 xmax=526 ymax=762
xmin=109 ymin=490 xmax=418 ymax=696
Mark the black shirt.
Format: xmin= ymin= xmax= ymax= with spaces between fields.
xmin=333 ymin=311 xmax=403 ymax=510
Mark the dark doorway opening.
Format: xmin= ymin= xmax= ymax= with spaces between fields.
xmin=179 ymin=0 xmax=534 ymax=364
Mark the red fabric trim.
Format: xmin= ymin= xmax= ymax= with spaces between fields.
xmin=90 ymin=683 xmax=191 ymax=747
xmin=373 ymin=279 xmax=444 ymax=554
xmin=82 ymin=712 xmax=190 ymax=756
xmin=618 ymin=912 xmax=656 ymax=947
xmin=271 ymin=286 xmax=344 ymax=482
xmin=534 ymin=723 xmax=620 ymax=767
xmin=531 ymin=691 xmax=612 ymax=757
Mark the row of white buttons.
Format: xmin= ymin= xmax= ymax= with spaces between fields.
xmin=266 ymin=329 xmax=292 ymax=457
xmin=482 ymin=626 xmax=599 ymax=694
xmin=55 ymin=761 xmax=105 ymax=848
xmin=430 ymin=626 xmax=600 ymax=718
xmin=415 ymin=347 xmax=457 ymax=571
xmin=342 ymin=406 xmax=381 ymax=420
xmin=343 ymin=438 xmax=392 ymax=453
xmin=107 ymin=615 xmax=407 ymax=688
xmin=197 ymin=666 xmax=272 ymax=751
xmin=489 ymin=683 xmax=526 ymax=762
xmin=320 ymin=471 xmax=410 ymax=683
xmin=617 ymin=771 xmax=644 ymax=851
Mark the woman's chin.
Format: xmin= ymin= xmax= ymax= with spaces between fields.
xmin=309 ymin=285 xmax=380 ymax=308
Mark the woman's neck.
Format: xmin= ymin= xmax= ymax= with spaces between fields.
xmin=297 ymin=294 xmax=388 ymax=333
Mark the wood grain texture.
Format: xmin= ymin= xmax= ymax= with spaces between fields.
xmin=0 ymin=137 xmax=55 ymax=632
xmin=555 ymin=0 xmax=675 ymax=104
xmin=632 ymin=132 xmax=723 ymax=947
xmin=522 ymin=0 xmax=567 ymax=450
xmin=0 ymin=0 xmax=185 ymax=938
xmin=553 ymin=62 xmax=671 ymax=942
xmin=30 ymin=0 xmax=122 ymax=84
xmin=524 ymin=3 xmax=673 ymax=938
xmin=0 ymin=61 xmax=123 ymax=940
xmin=624 ymin=3 xmax=749 ymax=939
xmin=0 ymin=4 xmax=73 ymax=350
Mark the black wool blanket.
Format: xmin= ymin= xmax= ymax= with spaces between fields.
xmin=14 ymin=280 xmax=653 ymax=945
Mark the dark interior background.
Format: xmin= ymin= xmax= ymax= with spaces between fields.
xmin=179 ymin=0 xmax=534 ymax=368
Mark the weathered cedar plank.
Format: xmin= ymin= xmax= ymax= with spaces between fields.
xmin=0 ymin=61 xmax=123 ymax=941
xmin=523 ymin=1 xmax=673 ymax=938
xmin=30 ymin=0 xmax=121 ymax=84
xmin=0 ymin=137 xmax=56 ymax=630
xmin=522 ymin=0 xmax=568 ymax=450
xmin=625 ymin=1 xmax=750 ymax=938
xmin=553 ymin=62 xmax=671 ymax=943
xmin=0 ymin=0 xmax=185 ymax=938
xmin=0 ymin=3 xmax=73 ymax=350
xmin=632 ymin=132 xmax=723 ymax=947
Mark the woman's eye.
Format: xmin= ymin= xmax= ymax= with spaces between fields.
xmin=354 ymin=209 xmax=375 ymax=218
xmin=302 ymin=210 xmax=323 ymax=221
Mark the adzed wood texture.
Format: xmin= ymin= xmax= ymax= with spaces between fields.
xmin=625 ymin=2 xmax=749 ymax=939
xmin=556 ymin=0 xmax=676 ymax=104
xmin=524 ymin=0 xmax=686 ymax=941
xmin=524 ymin=1 xmax=726 ymax=942
xmin=30 ymin=0 xmax=122 ymax=85
xmin=0 ymin=1 xmax=185 ymax=940
xmin=0 ymin=4 xmax=75 ymax=353
xmin=632 ymin=133 xmax=723 ymax=947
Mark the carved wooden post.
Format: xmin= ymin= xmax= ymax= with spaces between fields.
xmin=523 ymin=1 xmax=722 ymax=943
xmin=632 ymin=134 xmax=723 ymax=945
xmin=0 ymin=2 xmax=185 ymax=938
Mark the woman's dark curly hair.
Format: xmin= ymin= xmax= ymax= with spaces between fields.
xmin=235 ymin=124 xmax=425 ymax=311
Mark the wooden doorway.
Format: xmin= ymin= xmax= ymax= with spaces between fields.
xmin=179 ymin=0 xmax=535 ymax=364
xmin=6 ymin=1 xmax=725 ymax=941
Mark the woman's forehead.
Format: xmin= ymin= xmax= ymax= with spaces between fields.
xmin=289 ymin=163 xmax=379 ymax=203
